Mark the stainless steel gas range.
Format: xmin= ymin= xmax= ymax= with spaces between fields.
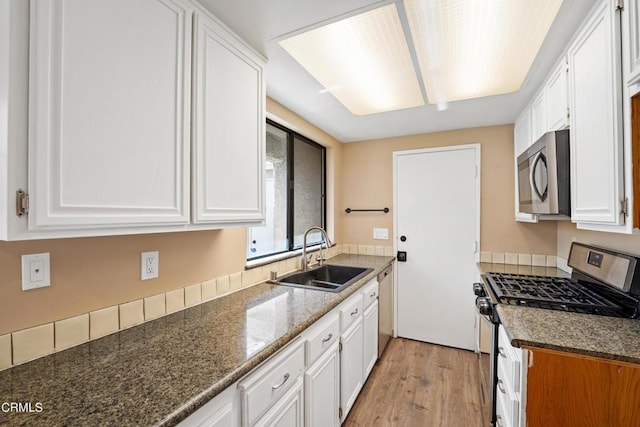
xmin=473 ymin=242 xmax=640 ymax=426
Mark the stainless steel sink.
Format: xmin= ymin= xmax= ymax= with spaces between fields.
xmin=271 ymin=264 xmax=373 ymax=293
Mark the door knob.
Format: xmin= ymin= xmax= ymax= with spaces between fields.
xmin=400 ymin=235 xmax=407 ymax=242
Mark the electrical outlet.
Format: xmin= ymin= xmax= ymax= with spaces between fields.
xmin=21 ymin=253 xmax=51 ymax=291
xmin=141 ymin=251 xmax=159 ymax=280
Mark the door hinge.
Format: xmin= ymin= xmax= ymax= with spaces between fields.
xmin=475 ymin=165 xmax=479 ymax=177
xmin=474 ymin=241 xmax=478 ymax=254
xmin=615 ymin=0 xmax=623 ymax=11
xmin=339 ymin=407 xmax=343 ymax=419
xmin=566 ymin=107 xmax=570 ymax=120
xmin=16 ymin=189 xmax=29 ymax=217
xmin=339 ymin=342 xmax=343 ymax=353
xmin=620 ymin=198 xmax=629 ymax=217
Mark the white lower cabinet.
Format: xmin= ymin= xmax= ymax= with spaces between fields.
xmin=339 ymin=316 xmax=364 ymax=422
xmin=363 ymin=300 xmax=379 ymax=379
xmin=496 ymin=326 xmax=527 ymax=427
xmin=239 ymin=340 xmax=305 ymax=426
xmin=254 ymin=377 xmax=304 ymax=427
xmin=177 ymin=385 xmax=240 ymax=427
xmin=305 ymin=342 xmax=340 ymax=427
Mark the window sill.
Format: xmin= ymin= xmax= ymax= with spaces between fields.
xmin=246 ymin=244 xmax=335 ymax=270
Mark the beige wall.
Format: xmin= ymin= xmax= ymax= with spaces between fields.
xmin=339 ymin=125 xmax=558 ymax=254
xmin=0 ymin=98 xmax=342 ymax=336
xmin=557 ymin=222 xmax=640 ymax=258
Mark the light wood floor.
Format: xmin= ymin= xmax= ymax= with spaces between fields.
xmin=344 ymin=338 xmax=489 ymax=427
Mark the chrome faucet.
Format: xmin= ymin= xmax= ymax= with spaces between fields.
xmin=301 ymin=226 xmax=332 ymax=271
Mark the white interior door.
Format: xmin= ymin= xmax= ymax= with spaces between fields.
xmin=394 ymin=145 xmax=479 ymax=351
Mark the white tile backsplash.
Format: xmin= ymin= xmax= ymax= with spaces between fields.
xmin=491 ymin=253 xmax=505 ymax=264
xmin=518 ymin=253 xmax=532 ymax=266
xmin=532 ymin=254 xmax=547 ymax=267
xmin=90 ymin=306 xmax=119 ymax=339
xmin=0 ymin=334 xmax=11 ymax=371
xmin=201 ymin=279 xmax=217 ymax=301
xmin=480 ymin=251 xmax=492 ymax=263
xmin=184 ymin=283 xmax=202 ymax=307
xmin=119 ymin=300 xmax=144 ymax=329
xmin=505 ymin=253 xmax=518 ymax=265
xmin=144 ymin=294 xmax=166 ymax=321
xmin=55 ymin=314 xmax=89 ymax=351
xmin=12 ymin=324 xmax=54 ymax=365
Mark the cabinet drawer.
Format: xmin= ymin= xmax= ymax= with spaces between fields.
xmin=361 ymin=279 xmax=379 ymax=309
xmin=340 ymin=294 xmax=363 ymax=332
xmin=239 ymin=340 xmax=305 ymax=426
xmin=498 ymin=326 xmax=521 ymax=391
xmin=305 ymin=312 xmax=340 ymax=366
xmin=497 ymin=337 xmax=521 ymax=427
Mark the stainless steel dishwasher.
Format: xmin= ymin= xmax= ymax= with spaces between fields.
xmin=377 ymin=264 xmax=393 ymax=357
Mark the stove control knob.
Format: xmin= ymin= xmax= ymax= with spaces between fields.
xmin=473 ymin=282 xmax=486 ymax=297
xmin=476 ymin=297 xmax=493 ymax=316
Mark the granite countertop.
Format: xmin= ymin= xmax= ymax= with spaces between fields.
xmin=477 ymin=262 xmax=640 ymax=365
xmin=0 ymin=254 xmax=394 ymax=427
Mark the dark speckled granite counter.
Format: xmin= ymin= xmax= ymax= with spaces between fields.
xmin=477 ymin=263 xmax=640 ymax=365
xmin=0 ymin=254 xmax=393 ymax=427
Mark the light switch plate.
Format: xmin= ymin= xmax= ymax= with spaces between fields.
xmin=373 ymin=228 xmax=389 ymax=240
xmin=21 ymin=253 xmax=51 ymax=291
xmin=141 ymin=251 xmax=159 ymax=280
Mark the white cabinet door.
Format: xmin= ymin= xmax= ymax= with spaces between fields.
xmin=254 ymin=376 xmax=304 ymax=427
xmin=513 ymin=110 xmax=538 ymax=223
xmin=530 ymin=91 xmax=547 ymax=143
xmin=628 ymin=0 xmax=640 ymax=85
xmin=192 ymin=12 xmax=265 ymax=225
xmin=546 ymin=59 xmax=569 ymax=131
xmin=178 ymin=385 xmax=239 ymax=427
xmin=305 ymin=342 xmax=340 ymax=427
xmin=340 ymin=317 xmax=364 ymax=422
xmin=568 ymin=1 xmax=624 ymax=226
xmin=28 ymin=0 xmax=192 ymax=229
xmin=362 ymin=299 xmax=378 ymax=381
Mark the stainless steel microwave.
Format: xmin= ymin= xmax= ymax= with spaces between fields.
xmin=517 ymin=130 xmax=570 ymax=216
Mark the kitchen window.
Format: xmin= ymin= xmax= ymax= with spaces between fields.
xmin=247 ymin=119 xmax=326 ymax=260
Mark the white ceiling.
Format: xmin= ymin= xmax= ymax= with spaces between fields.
xmin=199 ymin=0 xmax=598 ymax=142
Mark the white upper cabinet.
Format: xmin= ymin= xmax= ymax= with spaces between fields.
xmin=513 ymin=109 xmax=538 ymax=223
xmin=627 ymin=0 xmax=640 ymax=85
xmin=530 ymin=91 xmax=547 ymax=143
xmin=192 ymin=12 xmax=265 ymax=225
xmin=28 ymin=0 xmax=193 ymax=230
xmin=568 ymin=0 xmax=624 ymax=226
xmin=545 ymin=59 xmax=570 ymax=131
xmin=0 ymin=0 xmax=265 ymax=240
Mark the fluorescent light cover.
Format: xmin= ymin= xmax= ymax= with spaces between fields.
xmin=279 ymin=4 xmax=424 ymax=116
xmin=404 ymin=0 xmax=563 ymax=104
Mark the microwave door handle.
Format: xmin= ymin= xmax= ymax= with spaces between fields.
xmin=529 ymin=152 xmax=540 ymax=200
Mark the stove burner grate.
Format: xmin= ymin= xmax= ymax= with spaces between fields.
xmin=485 ymin=272 xmax=624 ymax=315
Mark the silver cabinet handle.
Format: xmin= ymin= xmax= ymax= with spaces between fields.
xmin=271 ymin=373 xmax=290 ymax=390
xmin=497 ymin=379 xmax=506 ymax=394
xmin=351 ymin=308 xmax=359 ymax=316
xmin=322 ymin=333 xmax=333 ymax=343
xmin=496 ymin=415 xmax=504 ymax=427
xmin=498 ymin=346 xmax=506 ymax=358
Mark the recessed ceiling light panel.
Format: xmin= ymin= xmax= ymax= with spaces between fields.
xmin=404 ymin=0 xmax=563 ymax=104
xmin=279 ymin=4 xmax=425 ymax=116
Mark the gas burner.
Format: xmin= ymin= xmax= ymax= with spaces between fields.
xmin=484 ymin=272 xmax=636 ymax=318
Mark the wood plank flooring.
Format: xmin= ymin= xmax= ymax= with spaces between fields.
xmin=344 ymin=338 xmax=489 ymax=427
